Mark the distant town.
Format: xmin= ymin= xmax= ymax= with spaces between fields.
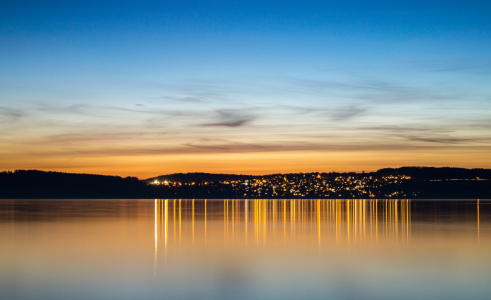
xmin=148 ymin=173 xmax=414 ymax=198
xmin=1 ymin=167 xmax=490 ymax=199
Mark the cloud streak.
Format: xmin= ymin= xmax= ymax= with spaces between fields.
xmin=0 ymin=106 xmax=26 ymax=120
xmin=201 ymin=109 xmax=256 ymax=127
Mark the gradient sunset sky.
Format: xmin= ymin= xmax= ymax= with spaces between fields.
xmin=1 ymin=0 xmax=490 ymax=178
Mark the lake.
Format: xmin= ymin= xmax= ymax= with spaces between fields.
xmin=0 ymin=199 xmax=490 ymax=299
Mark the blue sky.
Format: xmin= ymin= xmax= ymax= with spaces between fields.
xmin=1 ymin=0 xmax=491 ymax=177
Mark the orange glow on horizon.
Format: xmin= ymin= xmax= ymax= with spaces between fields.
xmin=2 ymin=149 xmax=491 ymax=179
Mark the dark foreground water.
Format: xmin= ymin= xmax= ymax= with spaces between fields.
xmin=0 ymin=199 xmax=490 ymax=300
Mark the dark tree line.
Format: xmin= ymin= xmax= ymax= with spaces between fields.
xmin=1 ymin=168 xmax=491 ymax=199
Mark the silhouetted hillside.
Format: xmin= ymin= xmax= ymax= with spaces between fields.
xmin=1 ymin=168 xmax=491 ymax=199
xmin=149 ymin=167 xmax=491 ymax=184
xmin=146 ymin=172 xmax=259 ymax=183
xmin=375 ymin=167 xmax=491 ymax=180
xmin=0 ymin=170 xmax=148 ymax=199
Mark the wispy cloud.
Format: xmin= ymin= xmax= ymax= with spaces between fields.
xmin=0 ymin=106 xmax=25 ymax=120
xmin=201 ymin=109 xmax=257 ymax=127
xmin=405 ymin=136 xmax=491 ymax=144
xmin=408 ymin=58 xmax=491 ymax=75
xmin=20 ymin=134 xmax=491 ymax=159
xmin=330 ymin=106 xmax=368 ymax=121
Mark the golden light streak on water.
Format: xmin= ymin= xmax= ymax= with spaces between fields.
xmin=353 ymin=200 xmax=358 ymax=239
xmin=153 ymin=199 xmax=416 ymax=250
xmin=401 ymin=200 xmax=405 ymax=238
xmin=283 ymin=200 xmax=286 ymax=239
xmin=162 ymin=200 xmax=165 ymax=241
xmin=317 ymin=200 xmax=321 ymax=250
xmin=395 ymin=200 xmax=398 ymax=242
xmin=385 ymin=200 xmax=388 ymax=240
xmin=376 ymin=200 xmax=378 ymax=241
xmin=309 ymin=200 xmax=317 ymax=231
xmin=255 ymin=200 xmax=258 ymax=244
xmin=205 ymin=199 xmax=207 ymax=242
xmin=364 ymin=200 xmax=366 ymax=241
xmin=273 ymin=200 xmax=276 ymax=236
xmin=301 ymin=200 xmax=303 ymax=226
xmin=223 ymin=200 xmax=227 ymax=240
xmin=263 ymin=200 xmax=266 ymax=243
xmin=164 ymin=200 xmax=168 ymax=256
xmin=176 ymin=199 xmax=178 ymax=241
xmin=245 ymin=200 xmax=248 ymax=241
xmin=154 ymin=199 xmax=157 ymax=276
xmin=347 ymin=200 xmax=350 ymax=243
xmin=290 ymin=200 xmax=293 ymax=236
xmin=179 ymin=199 xmax=181 ymax=244
xmin=371 ymin=200 xmax=374 ymax=241
xmin=191 ymin=199 xmax=194 ymax=245
xmin=336 ymin=200 xmax=339 ymax=241
xmin=406 ymin=200 xmax=409 ymax=242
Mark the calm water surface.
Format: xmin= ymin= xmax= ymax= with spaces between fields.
xmin=0 ymin=199 xmax=490 ymax=300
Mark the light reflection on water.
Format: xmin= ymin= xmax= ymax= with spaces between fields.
xmin=0 ymin=199 xmax=490 ymax=300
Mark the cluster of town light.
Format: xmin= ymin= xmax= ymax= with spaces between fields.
xmin=234 ymin=174 xmax=411 ymax=198
xmin=152 ymin=180 xmax=201 ymax=186
xmin=150 ymin=174 xmax=412 ymax=198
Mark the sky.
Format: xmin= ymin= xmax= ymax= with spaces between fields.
xmin=1 ymin=0 xmax=491 ymax=178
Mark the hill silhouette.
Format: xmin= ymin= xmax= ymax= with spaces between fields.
xmin=1 ymin=167 xmax=490 ymax=199
xmin=374 ymin=167 xmax=491 ymax=180
xmin=0 ymin=170 xmax=147 ymax=199
xmin=146 ymin=172 xmax=259 ymax=183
